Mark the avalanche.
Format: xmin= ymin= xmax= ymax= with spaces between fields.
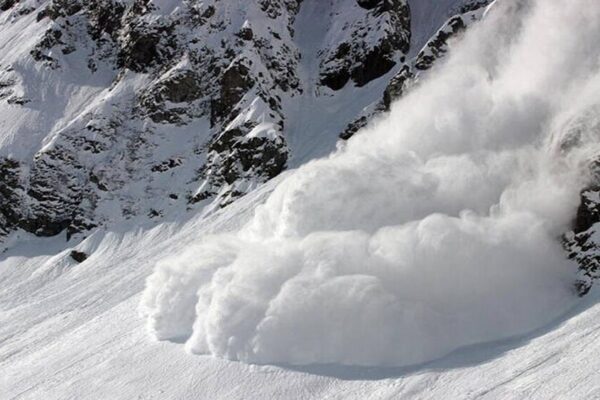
xmin=142 ymin=0 xmax=600 ymax=367
xmin=3 ymin=0 xmax=600 ymax=398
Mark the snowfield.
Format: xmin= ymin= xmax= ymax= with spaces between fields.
xmin=1 ymin=182 xmax=599 ymax=399
xmin=3 ymin=0 xmax=600 ymax=398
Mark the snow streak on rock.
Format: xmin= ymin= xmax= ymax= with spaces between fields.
xmin=142 ymin=0 xmax=600 ymax=367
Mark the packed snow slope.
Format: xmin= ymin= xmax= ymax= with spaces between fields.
xmin=142 ymin=0 xmax=600 ymax=367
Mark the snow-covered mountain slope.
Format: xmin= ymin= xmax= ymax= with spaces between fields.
xmin=140 ymin=0 xmax=600 ymax=368
xmin=1 ymin=179 xmax=599 ymax=399
xmin=0 ymin=0 xmax=489 ymax=242
xmin=4 ymin=0 xmax=600 ymax=398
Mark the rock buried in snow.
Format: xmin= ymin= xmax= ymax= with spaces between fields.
xmin=70 ymin=250 xmax=88 ymax=263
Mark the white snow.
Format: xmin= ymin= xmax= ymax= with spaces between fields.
xmin=3 ymin=0 xmax=600 ymax=397
xmin=142 ymin=0 xmax=600 ymax=367
xmin=1 ymin=178 xmax=600 ymax=399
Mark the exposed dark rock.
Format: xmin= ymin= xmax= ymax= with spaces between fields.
xmin=17 ymin=6 xmax=34 ymax=15
xmin=573 ymin=187 xmax=600 ymax=234
xmin=258 ymin=0 xmax=301 ymax=23
xmin=70 ymin=250 xmax=88 ymax=263
xmin=23 ymin=146 xmax=93 ymax=237
xmin=188 ymin=4 xmax=215 ymax=26
xmin=340 ymin=116 xmax=368 ymax=140
xmin=202 ymin=5 xmax=215 ymax=19
xmin=89 ymin=172 xmax=108 ymax=191
xmin=320 ymin=69 xmax=350 ymax=91
xmin=36 ymin=8 xmax=48 ymax=21
xmin=563 ymin=161 xmax=600 ymax=296
xmin=0 ymin=158 xmax=23 ymax=237
xmin=350 ymin=42 xmax=397 ymax=87
xmin=340 ymin=3 xmax=488 ymax=140
xmin=30 ymin=28 xmax=64 ymax=67
xmin=195 ymin=123 xmax=288 ymax=204
xmin=356 ymin=0 xmax=380 ymax=10
xmin=383 ymin=64 xmax=413 ymax=110
xmin=457 ymin=0 xmax=492 ymax=14
xmin=140 ymin=69 xmax=204 ymax=123
xmin=87 ymin=1 xmax=126 ymax=41
xmin=151 ymin=158 xmax=183 ymax=173
xmin=148 ymin=209 xmax=162 ymax=218
xmin=210 ymin=62 xmax=254 ymax=126
xmin=0 ymin=0 xmax=18 ymax=12
xmin=43 ymin=0 xmax=83 ymax=20
xmin=237 ymin=26 xmax=254 ymax=41
xmin=162 ymin=71 xmax=202 ymax=103
xmin=117 ymin=21 xmax=176 ymax=73
xmin=564 ymin=227 xmax=600 ymax=297
xmin=0 ymin=154 xmax=90 ymax=239
xmin=416 ymin=16 xmax=466 ymax=70
xmin=319 ymin=0 xmax=410 ymax=90
xmin=7 ymin=96 xmax=30 ymax=105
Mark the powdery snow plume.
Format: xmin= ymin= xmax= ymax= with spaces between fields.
xmin=141 ymin=0 xmax=600 ymax=367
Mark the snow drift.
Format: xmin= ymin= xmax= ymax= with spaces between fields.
xmin=142 ymin=0 xmax=600 ymax=367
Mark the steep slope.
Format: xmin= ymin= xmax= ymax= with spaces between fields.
xmin=0 ymin=0 xmax=485 ymax=243
xmin=142 ymin=0 xmax=600 ymax=367
xmin=4 ymin=0 xmax=600 ymax=398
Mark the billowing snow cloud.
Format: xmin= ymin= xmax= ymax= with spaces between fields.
xmin=142 ymin=0 xmax=600 ymax=367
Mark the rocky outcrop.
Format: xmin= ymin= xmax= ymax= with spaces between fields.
xmin=414 ymin=15 xmax=466 ymax=71
xmin=117 ymin=21 xmax=176 ymax=73
xmin=193 ymin=122 xmax=287 ymax=205
xmin=140 ymin=69 xmax=204 ymax=124
xmin=0 ymin=0 xmax=19 ymax=12
xmin=0 ymin=151 xmax=94 ymax=239
xmin=0 ymin=0 xmax=492 ymax=243
xmin=319 ymin=0 xmax=410 ymax=90
xmin=0 ymin=0 xmax=303 ymax=240
xmin=211 ymin=61 xmax=255 ymax=126
xmin=382 ymin=64 xmax=414 ymax=110
xmin=70 ymin=249 xmax=88 ymax=262
xmin=564 ymin=183 xmax=600 ymax=296
xmin=0 ymin=158 xmax=22 ymax=238
xmin=341 ymin=1 xmax=492 ymax=140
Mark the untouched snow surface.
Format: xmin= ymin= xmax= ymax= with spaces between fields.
xmin=142 ymin=0 xmax=600 ymax=367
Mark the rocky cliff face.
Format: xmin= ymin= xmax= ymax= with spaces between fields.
xmin=564 ymin=180 xmax=600 ymax=295
xmin=341 ymin=0 xmax=493 ymax=139
xmin=2 ymin=0 xmax=485 ymax=242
